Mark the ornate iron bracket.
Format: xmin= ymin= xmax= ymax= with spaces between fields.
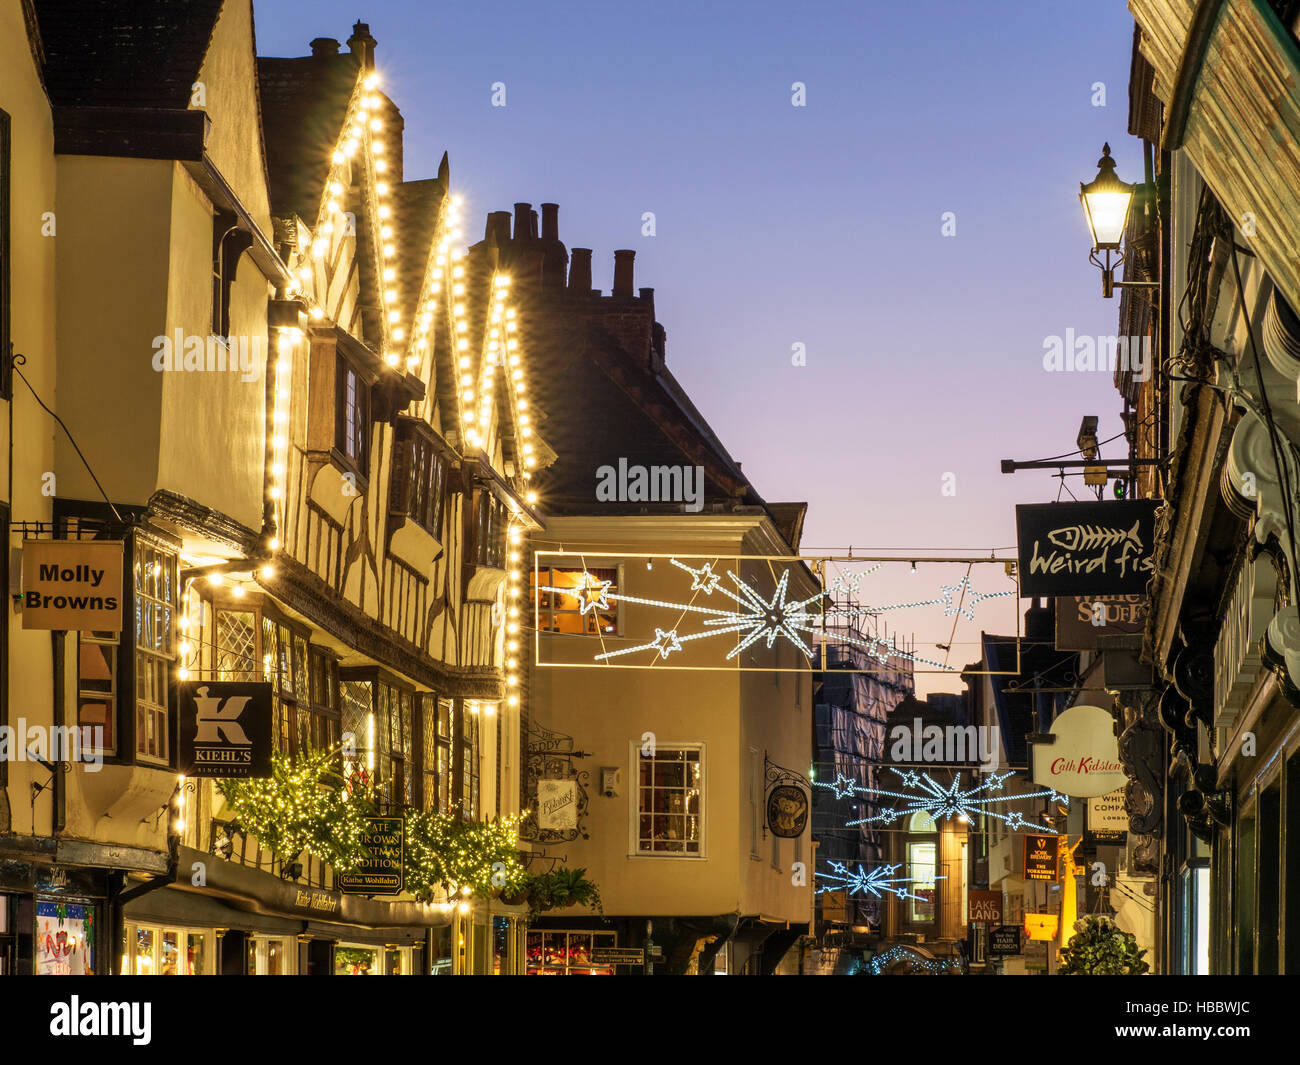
xmin=518 ymin=719 xmax=591 ymax=844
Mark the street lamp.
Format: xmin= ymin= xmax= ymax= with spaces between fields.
xmin=1080 ymin=143 xmax=1137 ymax=298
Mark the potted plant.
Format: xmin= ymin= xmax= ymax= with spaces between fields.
xmin=1058 ymin=914 xmax=1150 ymax=975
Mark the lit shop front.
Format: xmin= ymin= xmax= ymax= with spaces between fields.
xmin=0 ymin=863 xmax=116 ymax=976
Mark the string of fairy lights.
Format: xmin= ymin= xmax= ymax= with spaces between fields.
xmin=170 ymin=65 xmax=548 ymax=921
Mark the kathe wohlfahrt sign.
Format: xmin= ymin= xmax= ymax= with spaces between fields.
xmin=1031 ymin=703 xmax=1126 ymax=798
xmin=1015 ymin=500 xmax=1157 ymax=597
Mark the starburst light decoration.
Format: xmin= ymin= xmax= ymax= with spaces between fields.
xmin=815 ymin=860 xmax=943 ymax=902
xmin=815 ymin=767 xmax=1063 ymax=833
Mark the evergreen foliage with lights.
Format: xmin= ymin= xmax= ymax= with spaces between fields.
xmin=1058 ymin=914 xmax=1150 ymax=975
xmin=216 ymin=746 xmax=372 ymax=875
xmin=518 ymin=867 xmax=603 ymax=916
xmin=402 ymin=811 xmax=529 ymax=900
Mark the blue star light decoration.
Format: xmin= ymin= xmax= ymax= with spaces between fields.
xmin=537 ymin=558 xmax=1012 ymax=671
xmin=814 ymin=767 xmax=1064 ymax=833
xmin=816 ymin=860 xmax=942 ymax=903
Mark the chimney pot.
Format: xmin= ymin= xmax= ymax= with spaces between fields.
xmin=613 ymin=250 xmax=635 ymax=299
xmin=513 ymin=203 xmax=532 ymax=241
xmin=310 ymin=37 xmax=340 ymax=57
xmin=487 ymin=210 xmax=512 ymax=247
xmin=348 ymin=22 xmax=378 ymax=71
xmin=569 ymin=248 xmax=593 ymax=293
xmin=541 ymin=203 xmax=559 ymax=241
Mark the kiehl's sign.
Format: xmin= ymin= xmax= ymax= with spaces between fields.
xmin=21 ymin=540 xmax=123 ymax=631
xmin=1015 ymin=501 xmax=1157 ymax=597
xmin=177 ymin=681 xmax=273 ymax=778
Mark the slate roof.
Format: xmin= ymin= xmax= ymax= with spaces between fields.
xmin=33 ymin=0 xmax=224 ymax=109
xmin=257 ymin=53 xmax=361 ymax=224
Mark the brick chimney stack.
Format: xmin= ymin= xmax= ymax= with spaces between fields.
xmin=541 ymin=203 xmax=559 ymax=241
xmin=513 ymin=203 xmax=532 ymax=241
xmin=569 ymin=249 xmax=593 ymax=294
xmin=347 ymin=22 xmax=377 ymax=70
xmin=310 ymin=37 xmax=340 ymax=57
xmin=613 ymin=250 xmax=635 ymax=299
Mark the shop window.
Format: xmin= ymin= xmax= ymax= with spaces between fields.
xmin=335 ymin=352 xmax=370 ymax=480
xmin=390 ymin=419 xmax=447 ymax=536
xmin=525 ymin=930 xmax=618 ymax=975
xmin=637 ymin=745 xmax=703 ymax=855
xmin=133 ymin=536 xmax=177 ymax=765
xmin=335 ymin=945 xmax=379 ymax=975
xmin=247 ymin=936 xmax=291 ymax=975
xmin=531 ymin=566 xmax=619 ymax=635
xmin=124 ymin=924 xmax=210 ymax=975
xmin=36 ymin=900 xmax=95 ymax=975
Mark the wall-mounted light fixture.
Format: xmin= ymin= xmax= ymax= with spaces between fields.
xmin=1080 ymin=143 xmax=1159 ymax=299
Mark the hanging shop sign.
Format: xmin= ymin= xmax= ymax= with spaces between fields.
xmin=820 ymin=891 xmax=848 ymax=922
xmin=176 ymin=681 xmax=273 ymax=778
xmin=1086 ymin=788 xmax=1128 ymax=844
xmin=968 ymin=890 xmax=1003 ymax=923
xmin=537 ymin=778 xmax=579 ymax=832
xmin=1031 ymin=703 xmax=1126 ymax=798
xmin=338 ymin=817 xmax=405 ymax=895
xmin=766 ymin=784 xmax=809 ymax=838
xmin=1024 ymin=913 xmax=1060 ymax=941
xmin=590 ymin=947 xmax=644 ymax=966
xmin=1054 ymin=594 xmax=1148 ymax=650
xmin=21 ymin=540 xmax=123 ymax=632
xmin=1015 ymin=501 xmax=1157 ymax=597
xmin=989 ymin=925 xmax=1022 ymax=955
xmin=1024 ymin=835 xmax=1059 ymax=882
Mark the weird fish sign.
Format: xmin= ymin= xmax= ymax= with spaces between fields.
xmin=1015 ymin=501 xmax=1158 ymax=597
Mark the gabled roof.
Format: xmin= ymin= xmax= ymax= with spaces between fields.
xmin=34 ymin=0 xmax=224 ymax=109
xmin=257 ymin=52 xmax=360 ymax=223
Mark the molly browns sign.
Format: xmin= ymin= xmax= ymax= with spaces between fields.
xmin=1015 ymin=501 xmax=1157 ymax=597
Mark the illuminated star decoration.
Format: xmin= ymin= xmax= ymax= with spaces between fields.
xmin=816 ymin=860 xmax=942 ymax=902
xmin=575 ymin=576 xmax=612 ymax=615
xmin=938 ymin=576 xmax=1012 ymax=622
xmin=814 ymin=767 xmax=1063 ymax=833
xmin=649 ymin=628 xmax=683 ymax=658
xmin=829 ymin=772 xmax=858 ymax=799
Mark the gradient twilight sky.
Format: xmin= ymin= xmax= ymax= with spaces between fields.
xmin=256 ymin=0 xmax=1142 ymax=690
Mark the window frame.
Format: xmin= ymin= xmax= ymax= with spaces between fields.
xmin=531 ymin=565 xmax=621 ymax=636
xmin=631 ymin=741 xmax=705 ymax=859
xmin=390 ymin=417 xmax=448 ymax=538
xmin=0 ymin=107 xmax=9 ymax=400
xmin=131 ymin=532 xmax=178 ymax=767
xmin=334 ymin=350 xmax=371 ymax=482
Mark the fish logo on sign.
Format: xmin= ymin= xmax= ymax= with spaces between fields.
xmin=193 ymin=686 xmax=252 ymax=745
xmin=1046 ymin=521 xmax=1143 ymax=553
